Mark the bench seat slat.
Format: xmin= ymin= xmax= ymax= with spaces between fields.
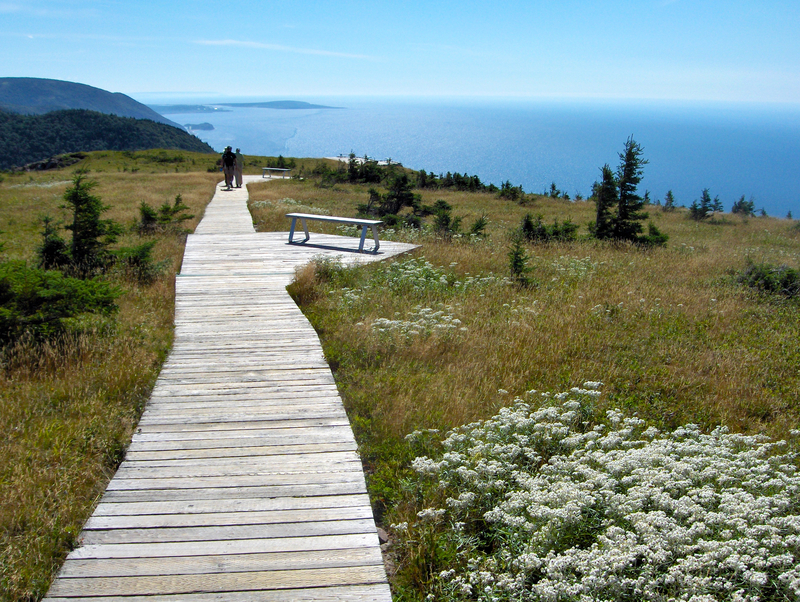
xmin=285 ymin=213 xmax=382 ymax=227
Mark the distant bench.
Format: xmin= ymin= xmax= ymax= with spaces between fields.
xmin=286 ymin=213 xmax=383 ymax=253
xmin=262 ymin=167 xmax=292 ymax=179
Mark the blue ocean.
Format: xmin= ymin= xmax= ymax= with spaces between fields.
xmin=156 ymin=97 xmax=800 ymax=217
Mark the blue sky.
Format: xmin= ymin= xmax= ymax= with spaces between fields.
xmin=1 ymin=0 xmax=798 ymax=104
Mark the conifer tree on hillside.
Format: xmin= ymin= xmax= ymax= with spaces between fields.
xmin=731 ymin=194 xmax=756 ymax=217
xmin=690 ymin=189 xmax=721 ymax=220
xmin=62 ymin=170 xmax=122 ymax=276
xmin=592 ymin=164 xmax=618 ymax=240
xmin=612 ymin=136 xmax=649 ymax=241
xmin=590 ymin=137 xmax=666 ymax=246
xmin=663 ymin=190 xmax=676 ymax=211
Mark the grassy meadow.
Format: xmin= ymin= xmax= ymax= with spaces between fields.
xmin=248 ymin=171 xmax=800 ymax=440
xmin=0 ymin=150 xmax=224 ymax=601
xmin=247 ymin=165 xmax=800 ymax=600
xmin=1 ymin=151 xmax=798 ymax=601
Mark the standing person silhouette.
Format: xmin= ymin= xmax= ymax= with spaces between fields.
xmin=234 ymin=148 xmax=244 ymax=188
xmin=221 ymin=146 xmax=236 ymax=190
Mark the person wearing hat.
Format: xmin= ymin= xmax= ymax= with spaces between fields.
xmin=221 ymin=146 xmax=236 ymax=190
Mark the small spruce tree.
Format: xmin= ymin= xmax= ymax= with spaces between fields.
xmin=36 ymin=215 xmax=70 ymax=270
xmin=731 ymin=195 xmax=755 ymax=217
xmin=63 ymin=170 xmax=122 ymax=276
xmin=592 ymin=164 xmax=618 ymax=240
xmin=663 ymin=190 xmax=676 ymax=212
xmin=690 ymin=189 xmax=715 ymax=221
xmin=612 ymin=136 xmax=649 ymax=241
xmin=469 ymin=215 xmax=489 ymax=237
xmin=508 ymin=233 xmax=531 ymax=287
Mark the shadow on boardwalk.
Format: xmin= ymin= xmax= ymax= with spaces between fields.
xmin=44 ymin=176 xmax=416 ymax=601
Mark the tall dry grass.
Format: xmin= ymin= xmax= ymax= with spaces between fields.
xmin=0 ymin=153 xmax=219 ymax=601
xmin=264 ymin=178 xmax=799 ymax=529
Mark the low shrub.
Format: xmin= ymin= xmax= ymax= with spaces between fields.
xmin=638 ymin=222 xmax=669 ymax=247
xmin=137 ymin=194 xmax=194 ymax=235
xmin=520 ymin=213 xmax=579 ymax=243
xmin=738 ymin=261 xmax=800 ymax=298
xmin=0 ymin=261 xmax=120 ymax=344
xmin=115 ymin=241 xmax=169 ymax=285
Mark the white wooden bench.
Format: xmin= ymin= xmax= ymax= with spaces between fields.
xmin=286 ymin=212 xmax=383 ymax=253
xmin=262 ymin=167 xmax=292 ymax=178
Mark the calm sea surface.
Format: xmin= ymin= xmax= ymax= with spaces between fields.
xmin=156 ymin=97 xmax=800 ymax=217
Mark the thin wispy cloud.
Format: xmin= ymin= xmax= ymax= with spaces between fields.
xmin=0 ymin=3 xmax=50 ymax=16
xmin=0 ymin=2 xmax=96 ymax=18
xmin=7 ymin=31 xmax=157 ymax=46
xmin=195 ymin=39 xmax=376 ymax=61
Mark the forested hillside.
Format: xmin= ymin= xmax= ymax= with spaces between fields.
xmin=0 ymin=109 xmax=215 ymax=170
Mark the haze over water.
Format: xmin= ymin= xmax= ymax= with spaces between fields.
xmin=154 ymin=97 xmax=800 ymax=218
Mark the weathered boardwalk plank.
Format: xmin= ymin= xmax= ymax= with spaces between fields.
xmin=44 ymin=176 xmax=416 ymax=601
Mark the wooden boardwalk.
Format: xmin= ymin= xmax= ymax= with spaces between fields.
xmin=44 ymin=176 xmax=416 ymax=601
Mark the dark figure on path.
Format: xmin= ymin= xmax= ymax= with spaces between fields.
xmin=234 ymin=148 xmax=244 ymax=188
xmin=221 ymin=146 xmax=236 ymax=190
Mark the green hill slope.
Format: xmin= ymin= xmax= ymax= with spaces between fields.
xmin=0 ymin=109 xmax=215 ymax=170
xmin=0 ymin=77 xmax=181 ymax=128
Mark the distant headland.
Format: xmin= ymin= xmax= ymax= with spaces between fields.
xmin=149 ymin=105 xmax=231 ymax=115
xmin=149 ymin=101 xmax=343 ymax=114
xmin=218 ymin=101 xmax=343 ymax=110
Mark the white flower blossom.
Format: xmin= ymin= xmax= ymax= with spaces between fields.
xmin=396 ymin=382 xmax=800 ymax=601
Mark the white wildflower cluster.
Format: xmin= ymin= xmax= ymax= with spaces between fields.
xmin=384 ymin=258 xmax=454 ymax=293
xmin=383 ymin=257 xmax=510 ymax=296
xmin=405 ymin=428 xmax=441 ymax=444
xmin=403 ymin=385 xmax=800 ymax=601
xmin=9 ymin=180 xmax=71 ymax=189
xmin=551 ymin=255 xmax=598 ymax=279
xmin=372 ymin=305 xmax=465 ymax=341
xmin=251 ymin=198 xmax=330 ymax=214
xmin=388 ymin=225 xmax=427 ymax=242
xmin=329 ymin=256 xmax=509 ymax=311
xmin=336 ymin=287 xmax=362 ymax=306
xmin=499 ymin=299 xmax=540 ymax=324
xmin=336 ymin=224 xmax=360 ymax=237
xmin=305 ymin=206 xmax=331 ymax=215
xmin=251 ymin=197 xmax=299 ymax=208
xmin=452 ymin=273 xmax=513 ymax=292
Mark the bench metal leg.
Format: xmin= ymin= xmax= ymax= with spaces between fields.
xmin=371 ymin=224 xmax=380 ymax=253
xmin=288 ymin=217 xmax=310 ymax=244
xmin=358 ymin=226 xmax=369 ymax=252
